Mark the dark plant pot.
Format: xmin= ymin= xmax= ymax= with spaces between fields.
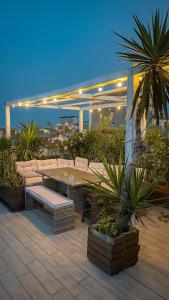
xmin=87 ymin=226 xmax=140 ymax=275
xmin=0 ymin=186 xmax=25 ymax=212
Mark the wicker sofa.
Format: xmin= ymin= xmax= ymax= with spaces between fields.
xmin=17 ymin=157 xmax=140 ymax=188
xmin=16 ymin=157 xmax=88 ymax=187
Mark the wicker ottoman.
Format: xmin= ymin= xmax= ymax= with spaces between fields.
xmin=25 ymin=185 xmax=75 ymax=233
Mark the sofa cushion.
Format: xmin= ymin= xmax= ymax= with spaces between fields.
xmin=88 ymin=162 xmax=105 ymax=175
xmin=57 ymin=159 xmax=74 ymax=168
xmin=25 ymin=177 xmax=43 ymax=186
xmin=16 ymin=160 xmax=37 ymax=170
xmin=74 ymin=157 xmax=88 ymax=170
xmin=16 ymin=160 xmax=40 ymax=178
xmin=36 ymin=159 xmax=58 ymax=170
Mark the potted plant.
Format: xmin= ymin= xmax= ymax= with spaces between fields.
xmin=0 ymin=136 xmax=24 ymax=212
xmin=87 ymin=159 xmax=163 ymax=275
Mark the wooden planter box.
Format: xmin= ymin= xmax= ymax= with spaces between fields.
xmin=155 ymin=185 xmax=169 ymax=196
xmin=154 ymin=185 xmax=169 ymax=207
xmin=0 ymin=186 xmax=25 ymax=212
xmin=87 ymin=226 xmax=140 ymax=275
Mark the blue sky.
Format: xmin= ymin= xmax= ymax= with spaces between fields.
xmin=0 ymin=0 xmax=168 ymax=128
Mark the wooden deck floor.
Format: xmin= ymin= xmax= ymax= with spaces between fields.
xmin=0 ymin=202 xmax=169 ymax=300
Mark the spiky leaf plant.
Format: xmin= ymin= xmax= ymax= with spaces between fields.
xmin=114 ymin=10 xmax=169 ymax=124
xmin=89 ymin=159 xmax=162 ymax=236
xmin=17 ymin=121 xmax=41 ymax=161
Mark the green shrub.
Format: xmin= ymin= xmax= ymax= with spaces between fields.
xmin=0 ymin=136 xmax=22 ymax=188
xmin=59 ymin=125 xmax=125 ymax=163
xmin=140 ymin=124 xmax=169 ymax=185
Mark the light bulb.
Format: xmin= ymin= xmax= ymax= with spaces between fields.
xmin=98 ymin=87 xmax=103 ymax=92
xmin=117 ymin=82 xmax=122 ymax=88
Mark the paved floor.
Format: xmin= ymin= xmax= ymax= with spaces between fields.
xmin=0 ymin=202 xmax=169 ymax=300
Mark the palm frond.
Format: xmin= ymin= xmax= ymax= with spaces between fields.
xmin=114 ymin=10 xmax=169 ymax=124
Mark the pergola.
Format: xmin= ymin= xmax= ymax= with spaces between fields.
xmin=6 ymin=67 xmax=145 ymax=163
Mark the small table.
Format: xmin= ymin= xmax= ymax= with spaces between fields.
xmin=36 ymin=167 xmax=101 ymax=219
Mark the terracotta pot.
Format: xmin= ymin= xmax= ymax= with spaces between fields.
xmin=87 ymin=226 xmax=140 ymax=275
xmin=0 ymin=186 xmax=25 ymax=212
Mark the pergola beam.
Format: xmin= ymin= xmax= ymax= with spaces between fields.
xmin=11 ymin=104 xmax=81 ymax=110
xmin=82 ymin=102 xmax=126 ymax=111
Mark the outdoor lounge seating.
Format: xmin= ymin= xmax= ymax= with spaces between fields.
xmin=25 ymin=185 xmax=75 ymax=233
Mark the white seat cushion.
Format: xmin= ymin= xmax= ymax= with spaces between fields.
xmin=57 ymin=159 xmax=74 ymax=168
xmin=36 ymin=159 xmax=58 ymax=170
xmin=25 ymin=185 xmax=73 ymax=209
xmin=74 ymin=157 xmax=88 ymax=170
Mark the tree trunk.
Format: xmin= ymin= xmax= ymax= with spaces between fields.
xmin=125 ymin=101 xmax=145 ymax=184
xmin=132 ymin=101 xmax=145 ymax=167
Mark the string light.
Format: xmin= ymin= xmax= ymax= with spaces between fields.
xmin=139 ymin=76 xmax=143 ymax=81
xmin=98 ymin=108 xmax=101 ymax=112
xmin=43 ymin=99 xmax=47 ymax=104
xmin=12 ymin=105 xmax=15 ymax=108
xmin=26 ymin=103 xmax=29 ymax=107
xmin=98 ymin=87 xmax=103 ymax=92
xmin=53 ymin=98 xmax=57 ymax=102
xmin=117 ymin=82 xmax=122 ymax=88
xmin=79 ymin=89 xmax=83 ymax=94
xmin=117 ymin=106 xmax=121 ymax=110
xmin=90 ymin=109 xmax=93 ymax=113
xmin=18 ymin=102 xmax=22 ymax=106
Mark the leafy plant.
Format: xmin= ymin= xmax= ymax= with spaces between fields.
xmin=0 ymin=136 xmax=23 ymax=188
xmin=52 ymin=125 xmax=125 ymax=163
xmin=140 ymin=124 xmax=169 ymax=184
xmin=16 ymin=121 xmax=42 ymax=161
xmin=89 ymin=158 xmax=161 ymax=237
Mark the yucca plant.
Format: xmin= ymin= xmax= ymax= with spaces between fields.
xmin=89 ymin=159 xmax=160 ymax=236
xmin=16 ymin=121 xmax=41 ymax=161
xmin=114 ymin=10 xmax=169 ymax=164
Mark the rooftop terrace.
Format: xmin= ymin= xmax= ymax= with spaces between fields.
xmin=0 ymin=202 xmax=168 ymax=300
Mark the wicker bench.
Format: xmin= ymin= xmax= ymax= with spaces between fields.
xmin=25 ymin=185 xmax=75 ymax=233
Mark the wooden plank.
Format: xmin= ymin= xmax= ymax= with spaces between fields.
xmin=0 ymin=271 xmax=31 ymax=300
xmin=28 ymin=260 xmax=63 ymax=295
xmin=19 ymin=272 xmax=52 ymax=300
